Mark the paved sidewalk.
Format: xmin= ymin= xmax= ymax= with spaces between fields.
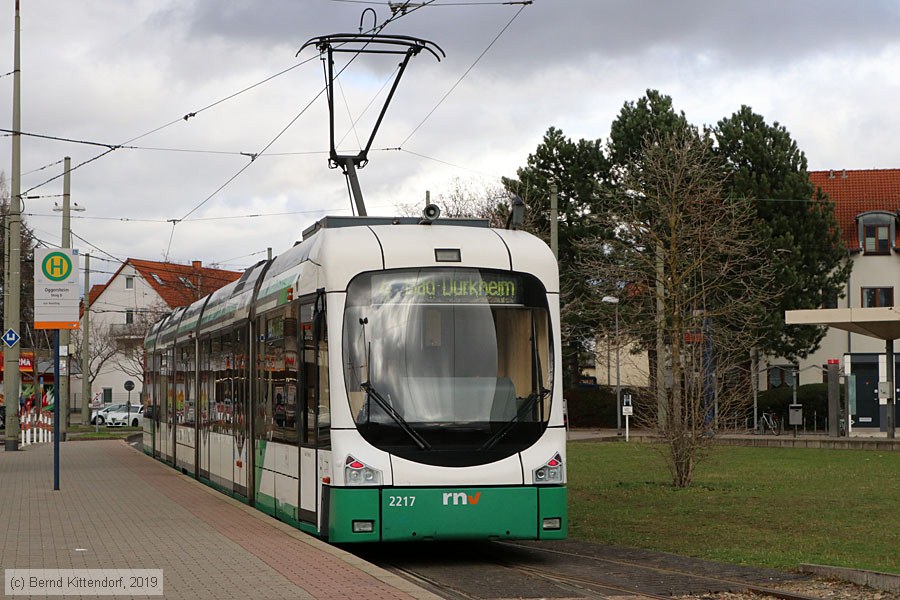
xmin=0 ymin=440 xmax=442 ymax=599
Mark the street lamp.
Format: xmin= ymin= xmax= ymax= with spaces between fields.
xmin=602 ymin=296 xmax=621 ymax=435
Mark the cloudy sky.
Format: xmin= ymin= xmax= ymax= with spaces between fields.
xmin=1 ymin=0 xmax=899 ymax=284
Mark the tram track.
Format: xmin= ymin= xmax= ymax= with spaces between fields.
xmin=495 ymin=560 xmax=828 ymax=600
xmin=495 ymin=541 xmax=836 ymax=600
xmin=362 ymin=540 xmax=837 ymax=600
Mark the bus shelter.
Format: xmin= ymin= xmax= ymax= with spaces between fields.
xmin=785 ymin=307 xmax=900 ymax=438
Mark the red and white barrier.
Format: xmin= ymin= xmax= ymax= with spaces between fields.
xmin=19 ymin=410 xmax=53 ymax=446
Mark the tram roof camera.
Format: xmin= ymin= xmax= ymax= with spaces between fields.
xmin=421 ymin=203 xmax=441 ymax=224
xmin=508 ymin=195 xmax=526 ymax=230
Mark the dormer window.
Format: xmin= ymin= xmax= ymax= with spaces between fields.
xmin=857 ymin=211 xmax=895 ymax=255
xmin=864 ymin=224 xmax=890 ymax=254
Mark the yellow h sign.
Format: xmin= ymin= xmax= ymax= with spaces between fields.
xmin=42 ymin=251 xmax=72 ymax=282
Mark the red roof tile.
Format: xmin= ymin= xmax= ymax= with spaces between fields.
xmin=85 ymin=259 xmax=242 ymax=310
xmin=810 ymin=169 xmax=900 ymax=249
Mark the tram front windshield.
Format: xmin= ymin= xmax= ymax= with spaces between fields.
xmin=343 ymin=268 xmax=553 ymax=467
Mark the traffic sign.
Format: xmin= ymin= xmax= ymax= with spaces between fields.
xmin=34 ymin=248 xmax=81 ymax=330
xmin=2 ymin=328 xmax=20 ymax=347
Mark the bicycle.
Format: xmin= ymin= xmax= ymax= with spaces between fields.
xmin=758 ymin=412 xmax=781 ymax=436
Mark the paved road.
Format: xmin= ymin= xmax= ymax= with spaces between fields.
xmin=0 ymin=440 xmax=441 ymax=600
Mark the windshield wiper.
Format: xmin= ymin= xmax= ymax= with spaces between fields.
xmin=360 ymin=381 xmax=431 ymax=451
xmin=479 ymin=387 xmax=550 ymax=451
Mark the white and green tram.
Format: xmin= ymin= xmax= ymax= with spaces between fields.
xmin=142 ymin=214 xmax=566 ymax=542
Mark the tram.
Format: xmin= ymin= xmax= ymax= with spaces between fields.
xmin=142 ymin=211 xmax=566 ymax=542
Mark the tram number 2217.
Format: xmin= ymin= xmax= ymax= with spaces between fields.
xmin=388 ymin=495 xmax=417 ymax=507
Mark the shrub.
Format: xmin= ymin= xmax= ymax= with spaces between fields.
xmin=564 ymin=386 xmax=627 ymax=428
xmin=756 ymin=383 xmax=841 ymax=429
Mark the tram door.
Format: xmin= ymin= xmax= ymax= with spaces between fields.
xmin=299 ymin=297 xmax=330 ymax=528
xmin=147 ymin=352 xmax=160 ymax=459
xmin=254 ymin=307 xmax=300 ymax=521
xmin=299 ymin=301 xmax=317 ymax=524
xmin=159 ymin=349 xmax=173 ymax=464
xmin=232 ymin=326 xmax=250 ymax=499
xmin=174 ymin=343 xmax=196 ymax=475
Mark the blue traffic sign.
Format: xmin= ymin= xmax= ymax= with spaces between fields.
xmin=3 ymin=328 xmax=21 ymax=348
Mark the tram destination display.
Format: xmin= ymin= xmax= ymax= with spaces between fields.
xmin=371 ymin=271 xmax=523 ymax=305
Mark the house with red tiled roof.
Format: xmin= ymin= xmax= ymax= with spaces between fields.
xmin=74 ymin=258 xmax=241 ymax=407
xmin=776 ymin=169 xmax=900 ymax=432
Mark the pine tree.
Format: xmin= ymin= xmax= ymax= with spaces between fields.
xmin=502 ymin=127 xmax=611 ymax=387
xmin=714 ymin=106 xmax=851 ymax=360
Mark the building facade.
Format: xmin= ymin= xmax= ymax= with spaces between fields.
xmin=772 ymin=169 xmax=900 ymax=431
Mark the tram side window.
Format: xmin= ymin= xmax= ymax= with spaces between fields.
xmin=300 ymin=302 xmax=317 ymax=445
xmin=316 ymin=311 xmax=330 ymax=448
xmin=159 ymin=351 xmax=172 ymax=424
xmin=179 ymin=345 xmax=195 ymax=426
xmin=149 ymin=353 xmax=161 ymax=424
xmin=211 ymin=335 xmax=232 ymax=434
xmin=233 ymin=326 xmax=248 ymax=438
xmin=200 ymin=339 xmax=212 ymax=431
xmin=255 ymin=317 xmax=271 ymax=441
xmin=494 ymin=308 xmax=552 ymax=421
xmin=265 ymin=311 xmax=298 ymax=444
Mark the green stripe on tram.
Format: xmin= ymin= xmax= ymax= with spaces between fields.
xmin=326 ymin=486 xmax=567 ymax=543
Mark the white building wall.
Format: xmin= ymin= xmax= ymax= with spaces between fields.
xmin=772 ymin=251 xmax=900 ymax=389
xmin=71 ymin=265 xmax=166 ymax=407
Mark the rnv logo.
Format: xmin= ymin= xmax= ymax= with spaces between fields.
xmin=442 ymin=492 xmax=481 ymax=506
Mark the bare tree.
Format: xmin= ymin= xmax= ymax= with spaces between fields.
xmin=69 ymin=327 xmax=119 ymax=391
xmin=579 ymin=127 xmax=779 ymax=487
xmin=397 ymin=177 xmax=511 ymax=227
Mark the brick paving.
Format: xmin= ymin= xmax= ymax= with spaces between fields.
xmin=0 ymin=440 xmax=442 ymax=599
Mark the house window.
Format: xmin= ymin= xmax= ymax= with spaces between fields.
xmin=862 ymin=287 xmax=893 ymax=307
xmin=125 ymin=276 xmax=134 ymax=289
xmin=864 ymin=225 xmax=891 ymax=255
xmin=126 ymin=309 xmax=134 ymax=324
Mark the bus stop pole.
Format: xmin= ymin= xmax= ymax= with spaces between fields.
xmin=53 ymin=329 xmax=60 ymax=490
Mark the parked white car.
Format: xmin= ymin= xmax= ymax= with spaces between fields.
xmin=105 ymin=404 xmax=144 ymax=428
xmin=91 ymin=403 xmax=131 ymax=425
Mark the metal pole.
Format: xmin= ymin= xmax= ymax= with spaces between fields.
xmin=4 ymin=1 xmax=23 ymax=452
xmin=59 ymin=157 xmax=71 ymax=438
xmin=80 ymin=254 xmax=91 ymax=426
xmin=827 ymin=360 xmax=839 ymax=437
xmin=615 ymin=303 xmax=621 ymax=435
xmin=53 ymin=329 xmax=60 ymax=490
xmin=887 ymin=339 xmax=896 ymax=439
xmin=550 ymin=182 xmax=558 ymax=260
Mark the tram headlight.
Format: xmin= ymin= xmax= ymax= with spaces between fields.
xmin=344 ymin=455 xmax=383 ymax=486
xmin=532 ymin=452 xmax=564 ymax=485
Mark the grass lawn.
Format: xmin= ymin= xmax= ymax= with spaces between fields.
xmin=68 ymin=425 xmax=141 ymax=440
xmin=568 ymin=440 xmax=900 ymax=574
